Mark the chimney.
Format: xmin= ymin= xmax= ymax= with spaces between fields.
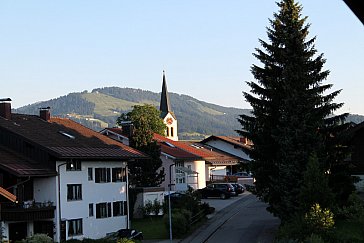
xmin=120 ymin=121 xmax=134 ymax=138
xmin=0 ymin=98 xmax=12 ymax=120
xmin=239 ymin=137 xmax=247 ymax=145
xmin=39 ymin=107 xmax=51 ymax=121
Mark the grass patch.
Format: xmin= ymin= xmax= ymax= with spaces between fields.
xmin=82 ymin=92 xmax=138 ymax=116
xmin=131 ymin=217 xmax=168 ymax=240
xmin=333 ymin=219 xmax=364 ymax=242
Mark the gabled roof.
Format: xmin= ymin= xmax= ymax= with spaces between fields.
xmin=0 ymin=145 xmax=56 ymax=177
xmin=99 ymin=127 xmax=130 ymax=141
xmin=179 ymin=141 xmax=242 ymax=165
xmin=0 ymin=114 xmax=146 ymax=160
xmin=153 ymin=133 xmax=242 ymax=165
xmin=201 ymin=135 xmax=252 ymax=151
xmin=153 ymin=133 xmax=201 ymax=160
xmin=344 ymin=0 xmax=364 ymax=25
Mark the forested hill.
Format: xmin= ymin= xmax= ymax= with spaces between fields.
xmin=15 ymin=87 xmax=251 ymax=140
xmin=15 ymin=87 xmax=364 ymax=140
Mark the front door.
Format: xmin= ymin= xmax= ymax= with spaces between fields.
xmin=9 ymin=222 xmax=27 ymax=242
xmin=34 ymin=221 xmax=54 ymax=239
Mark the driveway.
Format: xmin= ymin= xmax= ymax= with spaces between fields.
xmin=181 ymin=192 xmax=280 ymax=243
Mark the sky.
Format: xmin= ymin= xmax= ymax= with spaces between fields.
xmin=0 ymin=1 xmax=363 ymax=115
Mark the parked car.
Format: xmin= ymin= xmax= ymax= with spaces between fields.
xmin=233 ymin=171 xmax=253 ymax=177
xmin=231 ymin=183 xmax=245 ymax=194
xmin=198 ymin=183 xmax=236 ymax=199
xmin=105 ymin=228 xmax=143 ymax=241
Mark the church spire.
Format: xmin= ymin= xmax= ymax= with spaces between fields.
xmin=160 ymin=70 xmax=172 ymax=118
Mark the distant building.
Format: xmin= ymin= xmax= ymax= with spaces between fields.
xmin=160 ymin=71 xmax=178 ymax=141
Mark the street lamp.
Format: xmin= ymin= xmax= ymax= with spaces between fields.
xmin=168 ymin=163 xmax=175 ymax=242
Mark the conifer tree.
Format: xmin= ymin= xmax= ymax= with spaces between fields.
xmin=237 ymin=0 xmax=348 ymax=221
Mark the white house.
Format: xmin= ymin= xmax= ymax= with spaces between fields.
xmin=0 ymin=101 xmax=146 ymax=242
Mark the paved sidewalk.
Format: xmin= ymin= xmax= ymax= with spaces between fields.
xmin=142 ymin=193 xmax=278 ymax=243
xmin=181 ymin=194 xmax=259 ymax=243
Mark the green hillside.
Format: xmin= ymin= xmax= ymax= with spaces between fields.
xmin=14 ymin=87 xmax=364 ymax=140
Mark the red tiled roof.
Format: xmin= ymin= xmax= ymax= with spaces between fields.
xmin=0 ymin=186 xmax=16 ymax=202
xmin=0 ymin=145 xmax=56 ymax=177
xmin=201 ymin=135 xmax=252 ymax=150
xmin=153 ymin=134 xmax=201 ymax=160
xmin=102 ymin=127 xmax=129 ymax=137
xmin=153 ymin=134 xmax=241 ymax=165
xmin=0 ymin=114 xmax=146 ymax=160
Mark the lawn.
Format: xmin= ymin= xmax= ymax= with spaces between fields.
xmin=131 ymin=217 xmax=168 ymax=240
xmin=333 ymin=219 xmax=364 ymax=242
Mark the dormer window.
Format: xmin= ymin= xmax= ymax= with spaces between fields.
xmin=164 ymin=141 xmax=175 ymax=148
xmin=59 ymin=131 xmax=75 ymax=139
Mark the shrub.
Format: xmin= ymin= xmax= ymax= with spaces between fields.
xmin=335 ymin=192 xmax=364 ymax=221
xmin=305 ymin=203 xmax=334 ymax=232
xmin=152 ymin=198 xmax=162 ymax=216
xmin=163 ymin=209 xmax=191 ymax=238
xmin=139 ymin=200 xmax=153 ymax=217
xmin=22 ymin=234 xmax=53 ymax=243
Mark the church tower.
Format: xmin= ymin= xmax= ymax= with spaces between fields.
xmin=160 ymin=71 xmax=178 ymax=141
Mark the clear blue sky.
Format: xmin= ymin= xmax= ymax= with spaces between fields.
xmin=1 ymin=1 xmax=363 ymax=115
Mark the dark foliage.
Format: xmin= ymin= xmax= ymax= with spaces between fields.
xmin=237 ymin=0 xmax=352 ymax=222
xmin=15 ymin=93 xmax=95 ymax=116
xmin=117 ymin=105 xmax=165 ymax=187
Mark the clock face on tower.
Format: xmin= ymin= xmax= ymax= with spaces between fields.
xmin=166 ymin=118 xmax=173 ymax=125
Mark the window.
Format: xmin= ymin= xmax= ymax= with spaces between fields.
xmin=89 ymin=203 xmax=93 ymax=217
xmin=113 ymin=201 xmax=127 ymax=216
xmin=95 ymin=168 xmax=111 ymax=183
xmin=112 ymin=168 xmax=126 ymax=182
xmin=166 ymin=127 xmax=169 ymax=137
xmin=96 ymin=202 xmax=112 ymax=218
xmin=171 ymin=127 xmax=174 ymax=137
xmin=88 ymin=168 xmax=93 ymax=181
xmin=68 ymin=219 xmax=82 ymax=236
xmin=67 ymin=184 xmax=82 ymax=201
xmin=66 ymin=160 xmax=81 ymax=171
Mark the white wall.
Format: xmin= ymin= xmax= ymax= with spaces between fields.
xmin=205 ymin=140 xmax=251 ymax=161
xmin=56 ymin=160 xmax=128 ymax=241
xmin=160 ymin=154 xmax=174 ymax=191
xmin=34 ymin=177 xmax=57 ymax=204
xmin=185 ymin=161 xmax=206 ymax=189
xmin=163 ymin=113 xmax=178 ymax=141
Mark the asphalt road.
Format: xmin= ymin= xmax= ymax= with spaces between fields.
xmin=182 ymin=193 xmax=280 ymax=243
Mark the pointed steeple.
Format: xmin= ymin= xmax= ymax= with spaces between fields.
xmin=160 ymin=70 xmax=172 ymax=118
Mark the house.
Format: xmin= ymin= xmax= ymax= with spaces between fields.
xmin=201 ymin=135 xmax=252 ymax=167
xmin=348 ymin=121 xmax=364 ymax=192
xmin=154 ymin=134 xmax=243 ymax=190
xmin=0 ymin=99 xmax=146 ymax=242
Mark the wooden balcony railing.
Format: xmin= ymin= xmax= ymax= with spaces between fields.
xmin=0 ymin=201 xmax=56 ymax=221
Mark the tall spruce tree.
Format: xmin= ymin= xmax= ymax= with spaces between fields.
xmin=237 ymin=0 xmax=347 ymax=222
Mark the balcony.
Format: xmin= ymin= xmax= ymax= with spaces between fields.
xmin=0 ymin=201 xmax=56 ymax=221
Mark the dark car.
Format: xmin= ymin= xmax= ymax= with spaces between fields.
xmin=233 ymin=171 xmax=253 ymax=178
xmin=106 ymin=229 xmax=143 ymax=241
xmin=198 ymin=183 xmax=236 ymax=199
xmin=231 ymin=183 xmax=245 ymax=194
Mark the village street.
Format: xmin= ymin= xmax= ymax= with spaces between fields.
xmin=181 ymin=192 xmax=280 ymax=243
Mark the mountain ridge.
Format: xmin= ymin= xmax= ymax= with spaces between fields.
xmin=14 ymin=87 xmax=364 ymax=140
